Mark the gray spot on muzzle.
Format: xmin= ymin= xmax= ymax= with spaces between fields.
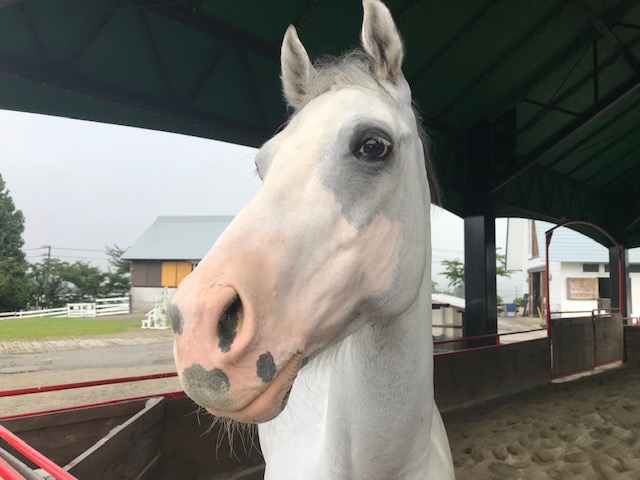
xmin=218 ymin=295 xmax=241 ymax=352
xmin=257 ymin=352 xmax=276 ymax=383
xmin=169 ymin=303 xmax=184 ymax=335
xmin=182 ymin=364 xmax=231 ymax=409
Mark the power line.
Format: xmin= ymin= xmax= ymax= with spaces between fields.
xmin=432 ymin=247 xmax=464 ymax=254
xmin=55 ymin=255 xmax=107 ymax=260
xmin=51 ymin=247 xmax=105 ymax=252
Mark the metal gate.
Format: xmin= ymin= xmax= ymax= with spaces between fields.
xmin=550 ymin=311 xmax=624 ymax=379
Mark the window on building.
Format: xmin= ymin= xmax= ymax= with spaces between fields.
xmin=161 ymin=261 xmax=193 ymax=287
xmin=582 ymin=264 xmax=599 ymax=272
xmin=605 ymin=264 xmax=639 ymax=273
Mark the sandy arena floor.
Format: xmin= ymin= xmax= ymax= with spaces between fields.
xmin=444 ymin=364 xmax=640 ymax=479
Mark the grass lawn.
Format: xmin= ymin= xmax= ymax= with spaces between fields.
xmin=0 ymin=318 xmax=141 ymax=341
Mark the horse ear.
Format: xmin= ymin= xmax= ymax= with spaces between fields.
xmin=281 ymin=25 xmax=315 ymax=110
xmin=361 ymin=0 xmax=404 ymax=84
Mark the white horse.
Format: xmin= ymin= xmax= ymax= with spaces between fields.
xmin=170 ymin=0 xmax=455 ymax=477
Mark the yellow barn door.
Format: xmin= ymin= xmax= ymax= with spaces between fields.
xmin=161 ymin=261 xmax=193 ymax=287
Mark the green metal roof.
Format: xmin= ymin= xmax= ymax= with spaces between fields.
xmin=1 ymin=0 xmax=639 ymax=247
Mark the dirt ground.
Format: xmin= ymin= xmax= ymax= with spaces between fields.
xmin=0 ymin=363 xmax=181 ymax=417
xmin=444 ymin=364 xmax=640 ymax=479
xmin=0 ymin=327 xmax=179 ymax=417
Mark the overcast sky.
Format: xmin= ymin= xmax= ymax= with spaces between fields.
xmin=1 ymin=108 xmax=509 ymax=288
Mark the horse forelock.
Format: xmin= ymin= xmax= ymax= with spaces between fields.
xmin=282 ymin=48 xmax=441 ymax=205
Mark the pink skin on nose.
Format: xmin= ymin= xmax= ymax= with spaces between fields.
xmin=171 ymin=250 xmax=307 ymax=423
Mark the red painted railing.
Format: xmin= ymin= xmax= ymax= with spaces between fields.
xmin=0 ymin=424 xmax=77 ymax=480
xmin=0 ymin=372 xmax=178 ymax=398
xmin=0 ymin=372 xmax=184 ymax=478
xmin=433 ymin=327 xmax=547 ymax=355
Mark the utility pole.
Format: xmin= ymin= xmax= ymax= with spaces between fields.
xmin=42 ymin=245 xmax=51 ymax=308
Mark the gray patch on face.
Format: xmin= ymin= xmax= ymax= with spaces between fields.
xmin=319 ymin=115 xmax=399 ymax=229
xmin=182 ymin=364 xmax=231 ymax=409
xmin=218 ymin=295 xmax=241 ymax=353
xmin=256 ymin=351 xmax=276 ymax=383
xmin=168 ymin=303 xmax=184 ymax=335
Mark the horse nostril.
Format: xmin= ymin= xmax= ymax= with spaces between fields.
xmin=169 ymin=303 xmax=184 ymax=335
xmin=218 ymin=294 xmax=242 ymax=352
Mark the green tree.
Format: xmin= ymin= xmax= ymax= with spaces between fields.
xmin=28 ymin=258 xmax=69 ymax=308
xmin=62 ymin=261 xmax=106 ymax=302
xmin=440 ymin=258 xmax=465 ymax=292
xmin=0 ymin=174 xmax=29 ymax=311
xmin=441 ymin=248 xmax=511 ymax=296
xmin=28 ymin=259 xmax=107 ymax=308
xmin=104 ymin=244 xmax=131 ymax=297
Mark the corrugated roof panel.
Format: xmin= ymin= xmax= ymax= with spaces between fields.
xmin=535 ymin=220 xmax=640 ymax=263
xmin=122 ymin=215 xmax=233 ymax=260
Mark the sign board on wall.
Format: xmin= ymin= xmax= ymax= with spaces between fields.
xmin=567 ymin=278 xmax=599 ymax=300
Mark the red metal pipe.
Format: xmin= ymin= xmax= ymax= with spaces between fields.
xmin=0 ymin=455 xmax=26 ymax=480
xmin=435 ymin=337 xmax=549 ymax=357
xmin=618 ymin=247 xmax=624 ymax=317
xmin=0 ymin=425 xmax=77 ymax=480
xmin=0 ymin=372 xmax=178 ymax=398
xmin=433 ymin=328 xmax=545 ymax=346
xmin=545 ymin=229 xmax=552 ymax=338
xmin=0 ymin=391 xmax=186 ymax=422
xmin=543 ymin=220 xmax=624 ymax=330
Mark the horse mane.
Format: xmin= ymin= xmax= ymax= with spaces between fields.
xmin=283 ymin=49 xmax=442 ymax=205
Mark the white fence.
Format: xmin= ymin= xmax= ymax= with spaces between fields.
xmin=0 ymin=297 xmax=130 ymax=320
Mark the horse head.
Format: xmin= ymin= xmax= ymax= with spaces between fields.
xmin=170 ymin=0 xmax=436 ymax=424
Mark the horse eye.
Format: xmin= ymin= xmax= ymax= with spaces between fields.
xmin=356 ymin=137 xmax=391 ymax=159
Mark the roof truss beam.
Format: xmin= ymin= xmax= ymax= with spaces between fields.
xmin=0 ymin=53 xmax=270 ymax=144
xmin=544 ymin=90 xmax=640 ymax=170
xmin=137 ymin=1 xmax=279 ymax=62
xmin=64 ymin=0 xmax=126 ymax=71
xmin=565 ymin=124 xmax=640 ymax=176
xmin=521 ymin=98 xmax=580 ymax=116
xmin=576 ymin=0 xmax=640 ymax=74
xmin=138 ymin=8 xmax=178 ymax=102
xmin=492 ymin=75 xmax=640 ymax=193
xmin=20 ymin=1 xmax=50 ymax=65
xmin=435 ymin=2 xmax=569 ymax=119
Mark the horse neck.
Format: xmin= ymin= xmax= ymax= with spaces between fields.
xmin=321 ymin=280 xmax=434 ymax=473
xmin=259 ymin=262 xmax=435 ymax=478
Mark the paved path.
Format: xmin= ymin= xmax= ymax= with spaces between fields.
xmin=0 ymin=340 xmax=174 ymax=374
xmin=0 ymin=335 xmax=170 ymax=355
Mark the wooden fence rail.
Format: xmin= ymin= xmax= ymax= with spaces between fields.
xmin=0 ymin=297 xmax=130 ymax=320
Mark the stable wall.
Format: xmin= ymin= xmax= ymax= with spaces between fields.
xmin=434 ymin=338 xmax=550 ymax=412
xmin=624 ymin=326 xmax=640 ymax=365
xmin=130 ymin=287 xmax=176 ymax=313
